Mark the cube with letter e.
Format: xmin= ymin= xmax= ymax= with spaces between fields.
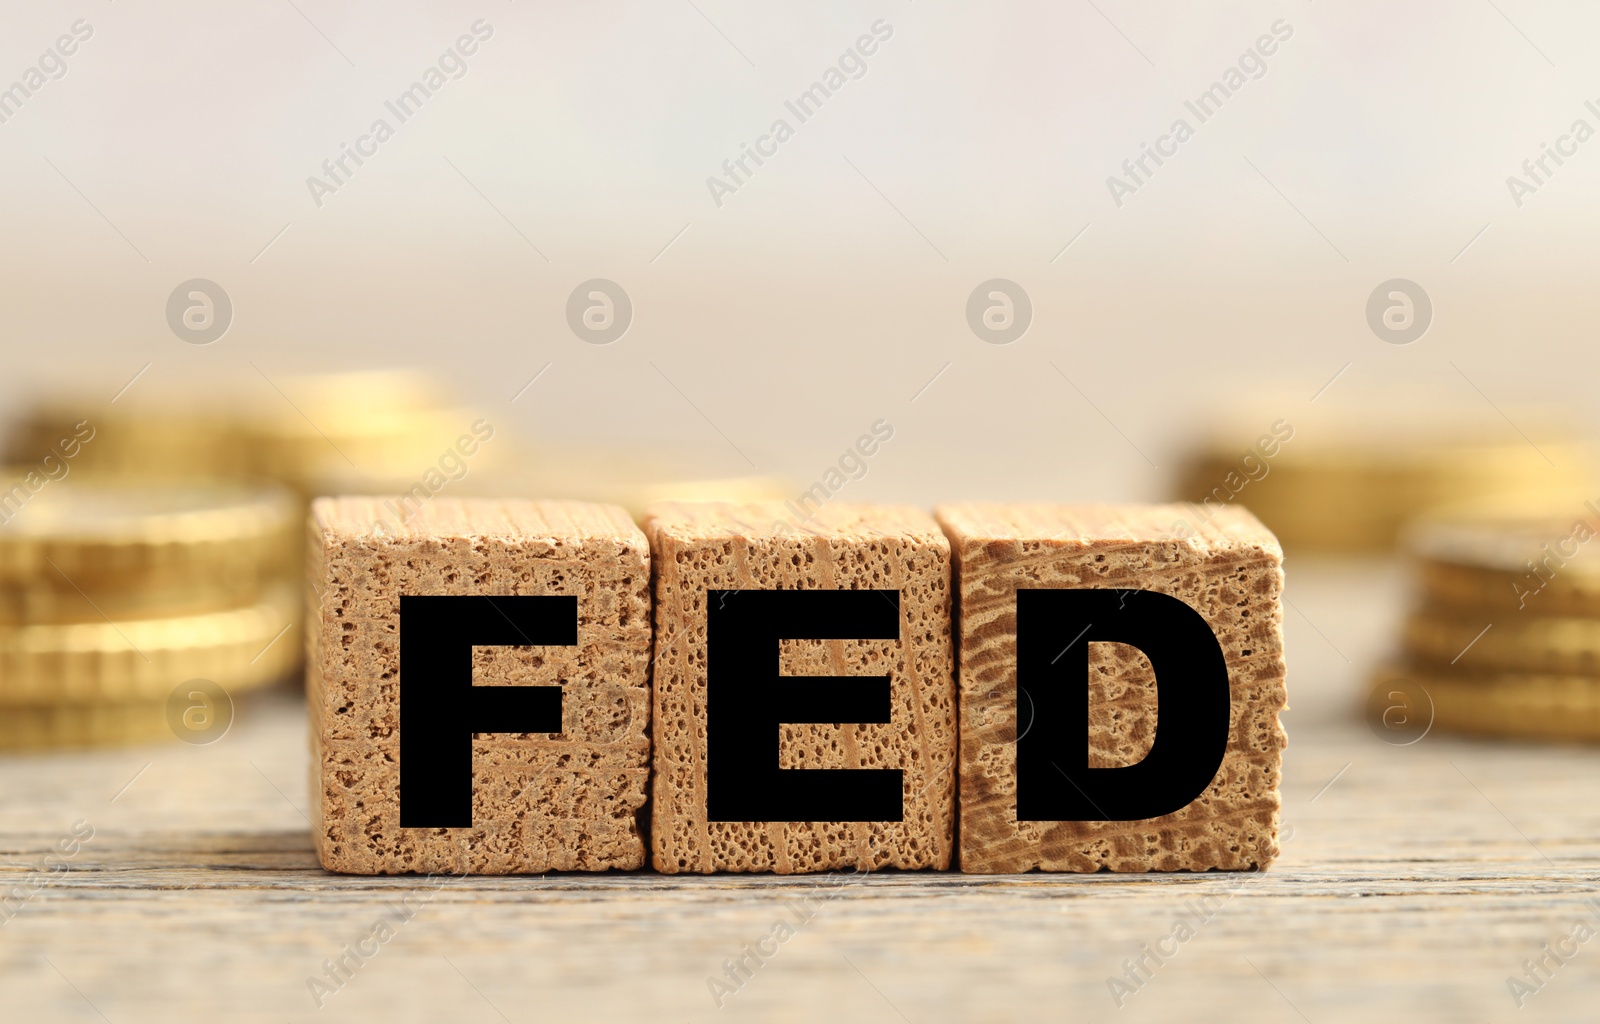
xmin=644 ymin=501 xmax=956 ymax=874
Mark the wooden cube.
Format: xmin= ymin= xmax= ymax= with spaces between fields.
xmin=934 ymin=503 xmax=1287 ymax=873
xmin=644 ymin=502 xmax=956 ymax=873
xmin=308 ymin=497 xmax=651 ymax=874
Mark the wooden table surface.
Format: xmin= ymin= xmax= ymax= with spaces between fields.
xmin=3 ymin=560 xmax=1598 ymax=1024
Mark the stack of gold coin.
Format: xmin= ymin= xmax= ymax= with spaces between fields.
xmin=0 ymin=478 xmax=298 ymax=748
xmin=1371 ymin=492 xmax=1600 ymax=742
xmin=5 ymin=371 xmax=501 ymax=633
xmin=1173 ymin=398 xmax=1592 ymax=553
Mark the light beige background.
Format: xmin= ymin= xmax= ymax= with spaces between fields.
xmin=2 ymin=1 xmax=1596 ymax=504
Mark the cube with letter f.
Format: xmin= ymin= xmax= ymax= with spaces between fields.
xmin=308 ymin=498 xmax=651 ymax=874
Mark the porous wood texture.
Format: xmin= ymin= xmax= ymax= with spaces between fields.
xmin=644 ymin=501 xmax=955 ymax=873
xmin=308 ymin=497 xmax=650 ymax=874
xmin=934 ymin=502 xmax=1288 ymax=873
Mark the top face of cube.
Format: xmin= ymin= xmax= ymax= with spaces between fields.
xmin=932 ymin=502 xmax=1283 ymax=564
xmin=645 ymin=500 xmax=948 ymax=548
xmin=314 ymin=495 xmax=647 ymax=554
xmin=643 ymin=500 xmax=953 ymax=603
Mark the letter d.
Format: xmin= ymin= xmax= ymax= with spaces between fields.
xmin=1015 ymin=589 xmax=1230 ymax=821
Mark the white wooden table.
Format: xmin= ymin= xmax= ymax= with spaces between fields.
xmin=3 ymin=560 xmax=1597 ymax=1023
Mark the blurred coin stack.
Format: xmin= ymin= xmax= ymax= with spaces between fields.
xmin=1372 ymin=494 xmax=1600 ymax=743
xmin=5 ymin=369 xmax=487 ymax=494
xmin=0 ymin=480 xmax=298 ymax=748
xmin=1173 ymin=397 xmax=1592 ymax=554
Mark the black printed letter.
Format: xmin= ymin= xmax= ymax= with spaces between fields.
xmin=399 ymin=595 xmax=572 ymax=827
xmin=1016 ymin=589 xmax=1230 ymax=821
xmin=707 ymin=590 xmax=902 ymax=822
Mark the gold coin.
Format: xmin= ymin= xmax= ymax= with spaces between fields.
xmin=1174 ymin=400 xmax=1592 ymax=553
xmin=246 ymin=406 xmax=496 ymax=497
xmin=0 ymin=588 xmax=298 ymax=705
xmin=0 ymin=479 xmax=296 ymax=623
xmin=228 ymin=370 xmax=465 ymax=494
xmin=1404 ymin=607 xmax=1600 ymax=676
xmin=1417 ymin=560 xmax=1600 ymax=619
xmin=252 ymin=369 xmax=448 ymax=415
xmin=1370 ymin=663 xmax=1600 ymax=743
xmin=0 ymin=700 xmax=171 ymax=750
xmin=446 ymin=444 xmax=791 ymax=522
xmin=1408 ymin=491 xmax=1600 ymax=617
xmin=3 ymin=402 xmax=240 ymax=478
xmin=5 ymin=369 xmax=455 ymax=483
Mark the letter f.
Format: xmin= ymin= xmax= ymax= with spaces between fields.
xmin=398 ymin=596 xmax=572 ymax=827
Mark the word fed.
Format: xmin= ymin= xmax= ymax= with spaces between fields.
xmin=308 ymin=498 xmax=1287 ymax=875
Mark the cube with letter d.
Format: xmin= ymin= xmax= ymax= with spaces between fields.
xmin=934 ymin=503 xmax=1288 ymax=873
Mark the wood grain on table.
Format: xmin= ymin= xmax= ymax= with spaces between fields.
xmin=2 ymin=561 xmax=1598 ymax=1023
